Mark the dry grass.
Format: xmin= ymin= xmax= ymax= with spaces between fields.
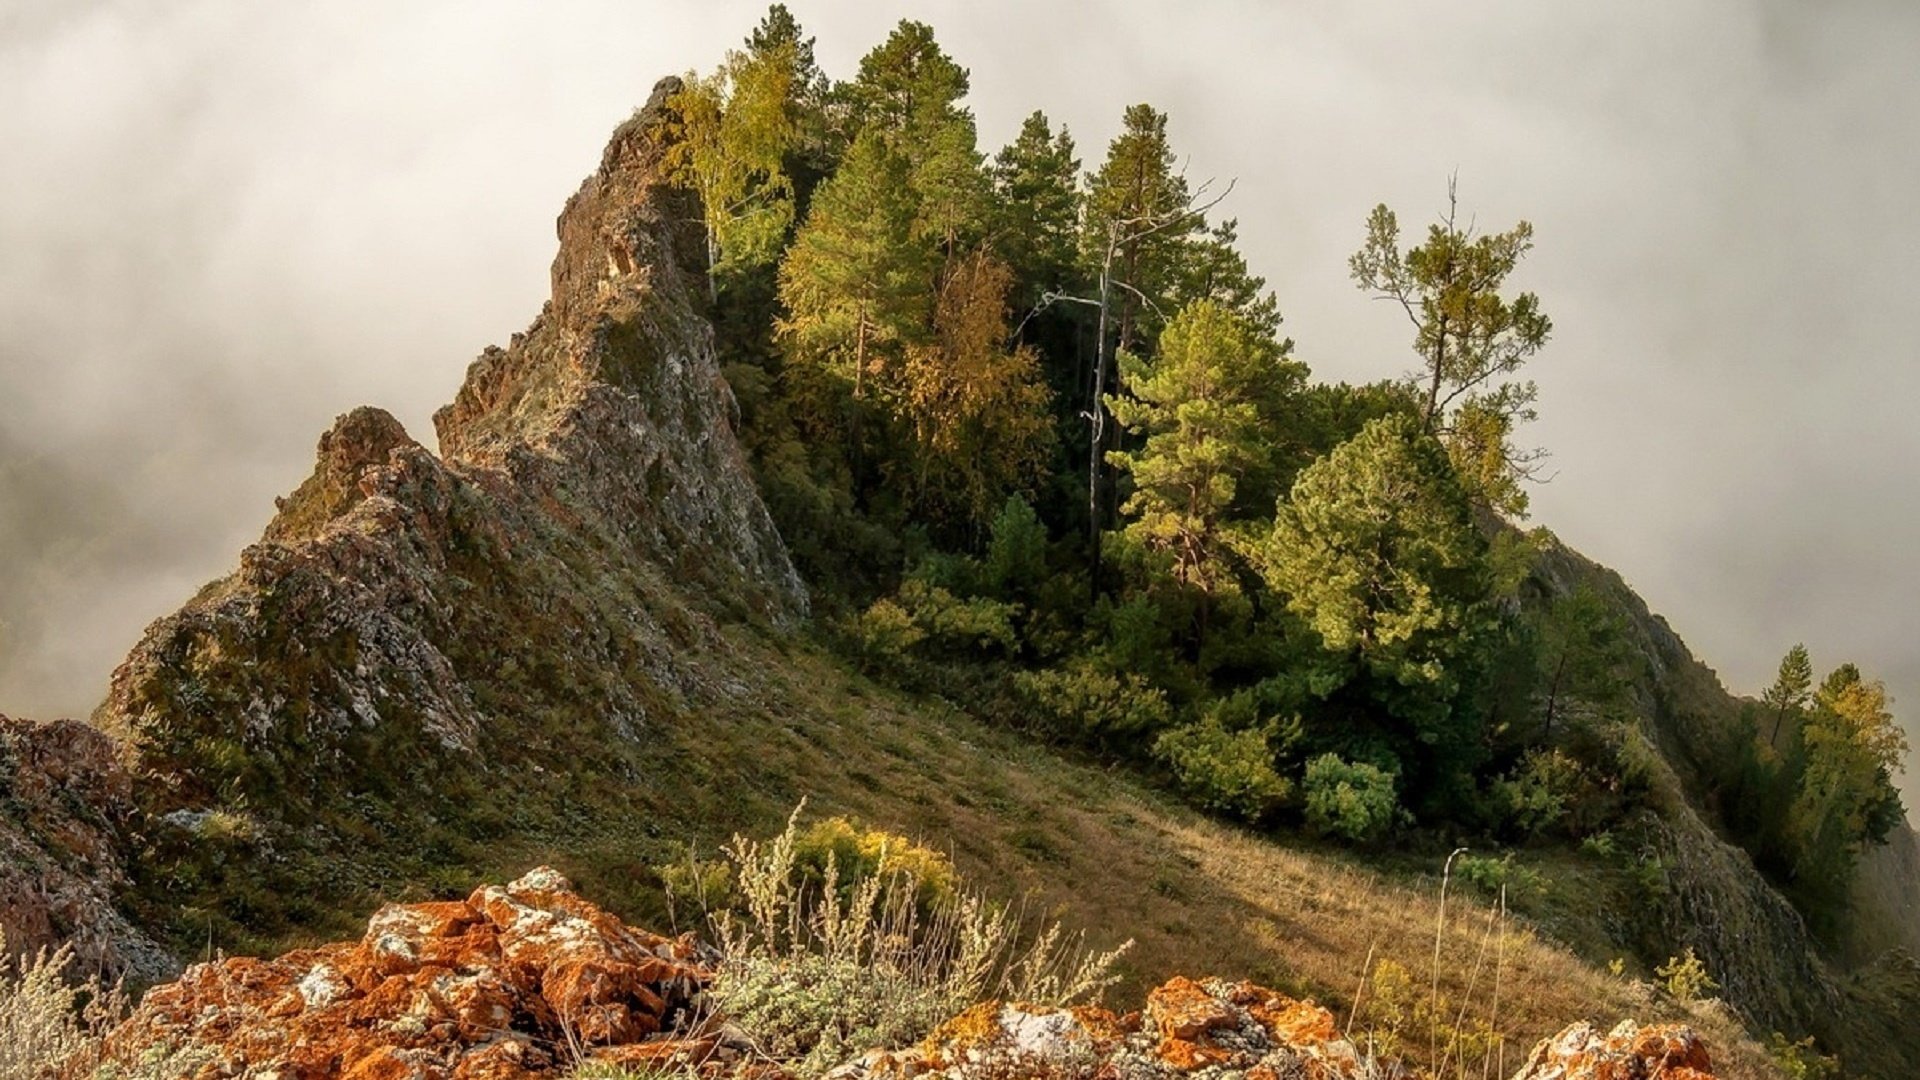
xmin=635 ymin=636 xmax=1783 ymax=1077
xmin=691 ymin=807 xmax=1128 ymax=1076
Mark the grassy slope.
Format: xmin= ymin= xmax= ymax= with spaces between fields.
xmin=370 ymin=628 xmax=1779 ymax=1080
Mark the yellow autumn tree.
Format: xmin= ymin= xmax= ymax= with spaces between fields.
xmin=1790 ymin=668 xmax=1908 ymax=891
xmin=665 ymin=33 xmax=806 ymax=295
xmin=899 ymin=251 xmax=1053 ymax=527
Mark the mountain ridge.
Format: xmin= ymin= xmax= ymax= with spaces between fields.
xmin=0 ymin=70 xmax=1913 ymax=1080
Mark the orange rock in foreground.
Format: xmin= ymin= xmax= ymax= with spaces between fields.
xmin=832 ymin=980 xmax=1720 ymax=1080
xmin=94 ymin=868 xmax=715 ymax=1079
xmin=90 ymin=867 xmax=1718 ymax=1080
xmin=1511 ymin=1019 xmax=1717 ymax=1080
xmin=830 ymin=976 xmax=1375 ymax=1080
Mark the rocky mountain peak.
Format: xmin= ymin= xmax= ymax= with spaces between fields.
xmin=9 ymin=75 xmax=807 ymax=955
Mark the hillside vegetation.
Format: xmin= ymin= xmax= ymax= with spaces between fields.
xmin=663 ymin=7 xmax=1914 ymax=1070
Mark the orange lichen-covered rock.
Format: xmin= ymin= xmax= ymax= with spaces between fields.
xmin=828 ymin=977 xmax=1371 ymax=1080
xmin=92 ymin=868 xmax=716 ymax=1079
xmin=1147 ymin=975 xmax=1237 ymax=1040
xmin=86 ymin=866 xmax=1712 ymax=1080
xmin=1511 ymin=1019 xmax=1717 ymax=1080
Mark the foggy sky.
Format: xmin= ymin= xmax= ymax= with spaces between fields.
xmin=4 ymin=1 xmax=1918 ymax=808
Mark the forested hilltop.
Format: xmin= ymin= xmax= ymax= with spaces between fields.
xmin=5 ymin=8 xmax=1918 ymax=1080
xmin=682 ymin=8 xmax=1908 ymax=944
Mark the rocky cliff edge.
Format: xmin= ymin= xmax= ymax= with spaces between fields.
xmin=1 ymin=79 xmax=803 ymax=968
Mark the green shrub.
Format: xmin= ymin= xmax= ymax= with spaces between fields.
xmin=1768 ymin=1033 xmax=1839 ymax=1080
xmin=655 ymin=851 xmax=735 ymax=932
xmin=1655 ymin=947 xmax=1720 ymax=1003
xmin=1633 ymin=853 xmax=1672 ymax=903
xmin=849 ymin=578 xmax=1023 ymax=673
xmin=1302 ymin=754 xmax=1399 ymax=842
xmin=1154 ymin=718 xmax=1290 ymax=821
xmin=895 ymin=579 xmax=1021 ymax=656
xmin=846 ymin=599 xmax=925 ymax=672
xmin=1453 ymin=852 xmax=1545 ymax=902
xmin=983 ymin=496 xmax=1048 ymax=600
xmin=1096 ymin=593 xmax=1177 ymax=686
xmin=1490 ymin=748 xmax=1583 ymax=838
xmin=1013 ymin=662 xmax=1172 ymax=746
xmin=790 ymin=816 xmax=960 ymax=917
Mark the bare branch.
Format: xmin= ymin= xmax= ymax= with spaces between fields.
xmin=1108 ymin=278 xmax=1166 ymax=323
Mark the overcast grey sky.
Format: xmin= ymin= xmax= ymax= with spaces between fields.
xmin=3 ymin=1 xmax=1918 ymax=805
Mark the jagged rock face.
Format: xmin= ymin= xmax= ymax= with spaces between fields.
xmin=0 ymin=714 xmax=172 ymax=982
xmin=1526 ymin=533 xmax=1848 ymax=1040
xmin=1647 ymin=810 xmax=1840 ymax=1036
xmin=93 ymin=868 xmax=719 ymax=1078
xmin=86 ymin=77 xmax=805 ymax=944
xmin=432 ymin=76 xmax=802 ymax=612
xmin=1510 ymin=1019 xmax=1715 ymax=1080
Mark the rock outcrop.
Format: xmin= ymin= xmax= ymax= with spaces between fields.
xmin=0 ymin=713 xmax=172 ymax=982
xmin=1509 ymin=1019 xmax=1716 ymax=1080
xmin=1526 ymin=534 xmax=1848 ymax=1039
xmin=94 ymin=868 xmax=721 ymax=1078
xmin=832 ymin=975 xmax=1378 ymax=1080
xmin=90 ymin=869 xmax=1721 ymax=1080
xmin=76 ymin=78 xmax=807 ymax=945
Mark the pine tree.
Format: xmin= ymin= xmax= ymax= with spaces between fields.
xmin=1172 ymin=219 xmax=1282 ymax=342
xmin=1349 ymin=181 xmax=1551 ymax=515
xmin=1532 ymin=584 xmax=1636 ymax=740
xmin=745 ymin=4 xmax=825 ymax=97
xmin=776 ymin=131 xmax=929 ymax=401
xmin=1258 ymin=415 xmax=1489 ymax=722
xmin=1074 ymin=104 xmax=1215 ymax=586
xmin=1106 ymin=300 xmax=1295 ymax=595
xmin=844 ymin=20 xmax=990 ymax=253
xmin=991 ymin=111 xmax=1082 ymax=310
xmin=1764 ymin=643 xmax=1814 ymax=750
xmin=1082 ymin=104 xmax=1198 ymax=355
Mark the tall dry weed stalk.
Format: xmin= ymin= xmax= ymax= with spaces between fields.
xmin=0 ymin=930 xmax=124 ymax=1080
xmin=1346 ymin=850 xmax=1514 ymax=1080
